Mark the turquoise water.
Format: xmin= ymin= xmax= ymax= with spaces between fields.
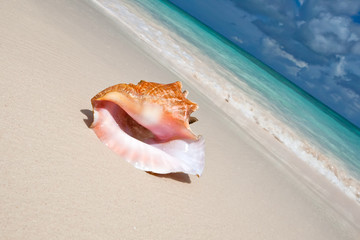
xmin=92 ymin=0 xmax=360 ymax=200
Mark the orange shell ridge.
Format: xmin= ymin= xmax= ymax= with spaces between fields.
xmin=91 ymin=81 xmax=199 ymax=141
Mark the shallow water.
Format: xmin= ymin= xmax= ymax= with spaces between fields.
xmin=91 ymin=0 xmax=360 ymax=201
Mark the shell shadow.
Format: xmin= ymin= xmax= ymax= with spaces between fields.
xmin=147 ymin=172 xmax=191 ymax=183
xmin=81 ymin=109 xmax=93 ymax=128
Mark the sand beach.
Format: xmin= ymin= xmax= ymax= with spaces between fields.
xmin=1 ymin=0 xmax=360 ymax=239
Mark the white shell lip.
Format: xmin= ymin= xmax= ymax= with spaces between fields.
xmin=91 ymin=105 xmax=205 ymax=176
xmin=90 ymin=110 xmax=99 ymax=128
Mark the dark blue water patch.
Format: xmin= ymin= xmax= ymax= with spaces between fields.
xmin=352 ymin=12 xmax=360 ymax=23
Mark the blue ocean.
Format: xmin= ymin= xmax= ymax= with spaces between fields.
xmin=91 ymin=0 xmax=360 ymax=201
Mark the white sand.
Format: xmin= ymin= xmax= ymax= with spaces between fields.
xmin=1 ymin=0 xmax=359 ymax=239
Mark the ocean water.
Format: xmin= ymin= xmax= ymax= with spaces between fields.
xmin=91 ymin=0 xmax=360 ymax=201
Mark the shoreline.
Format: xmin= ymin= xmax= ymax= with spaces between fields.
xmin=92 ymin=0 xmax=360 ymax=203
xmin=1 ymin=0 xmax=359 ymax=239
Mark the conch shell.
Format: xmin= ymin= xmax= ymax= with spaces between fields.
xmin=90 ymin=80 xmax=205 ymax=176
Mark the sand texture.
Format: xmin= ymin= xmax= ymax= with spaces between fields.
xmin=1 ymin=0 xmax=359 ymax=239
